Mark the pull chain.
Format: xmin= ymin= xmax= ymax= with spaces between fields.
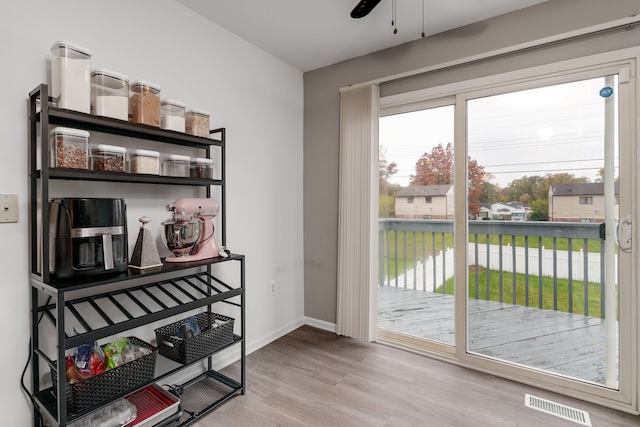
xmin=421 ymin=0 xmax=426 ymax=37
xmin=392 ymin=0 xmax=398 ymax=34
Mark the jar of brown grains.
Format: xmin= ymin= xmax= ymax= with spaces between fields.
xmin=91 ymin=144 xmax=127 ymax=172
xmin=50 ymin=127 xmax=89 ymax=170
xmin=185 ymin=108 xmax=210 ymax=138
xmin=129 ymin=80 xmax=161 ymax=127
xmin=190 ymin=157 xmax=214 ymax=179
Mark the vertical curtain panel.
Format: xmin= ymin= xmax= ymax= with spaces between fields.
xmin=336 ymin=84 xmax=379 ymax=341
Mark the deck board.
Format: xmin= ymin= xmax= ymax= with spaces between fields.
xmin=377 ymin=285 xmax=616 ymax=385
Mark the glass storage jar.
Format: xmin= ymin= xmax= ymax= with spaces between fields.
xmin=91 ymin=68 xmax=129 ymax=121
xmin=50 ymin=40 xmax=92 ymax=113
xmin=129 ymin=80 xmax=161 ymax=127
xmin=190 ymin=157 xmax=214 ymax=179
xmin=50 ymin=127 xmax=89 ymax=170
xmin=185 ymin=108 xmax=210 ymax=138
xmin=162 ymin=154 xmax=190 ymax=177
xmin=129 ymin=149 xmax=160 ymax=175
xmin=161 ymin=99 xmax=186 ymax=132
xmin=91 ymin=144 xmax=127 ymax=172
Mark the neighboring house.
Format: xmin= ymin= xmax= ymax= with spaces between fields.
xmin=549 ymin=183 xmax=619 ymax=223
xmin=395 ymin=185 xmax=454 ymax=219
xmin=490 ymin=202 xmax=529 ymax=221
xmin=477 ymin=203 xmax=492 ymax=219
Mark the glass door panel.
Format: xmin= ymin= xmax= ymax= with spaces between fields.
xmin=378 ymin=105 xmax=455 ymax=346
xmin=466 ymin=76 xmax=620 ymax=387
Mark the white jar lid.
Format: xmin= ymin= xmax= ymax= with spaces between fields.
xmin=186 ymin=108 xmax=210 ymax=117
xmin=130 ymin=80 xmax=161 ymax=92
xmin=91 ymin=68 xmax=129 ymax=82
xmin=51 ymin=40 xmax=92 ymax=57
xmin=166 ymin=154 xmax=190 ymax=162
xmin=91 ymin=144 xmax=127 ymax=154
xmin=131 ymin=149 xmax=160 ymax=158
xmin=191 ymin=157 xmax=213 ymax=165
xmin=161 ymin=99 xmax=186 ymax=108
xmin=49 ymin=127 xmax=90 ymax=139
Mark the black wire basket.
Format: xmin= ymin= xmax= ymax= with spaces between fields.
xmin=154 ymin=312 xmax=234 ymax=365
xmin=51 ymin=336 xmax=157 ymax=414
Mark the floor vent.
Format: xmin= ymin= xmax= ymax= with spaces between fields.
xmin=524 ymin=394 xmax=592 ymax=426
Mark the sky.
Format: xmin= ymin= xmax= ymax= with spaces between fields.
xmin=380 ymin=76 xmax=619 ymax=189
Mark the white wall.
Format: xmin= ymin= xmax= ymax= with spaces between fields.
xmin=0 ymin=1 xmax=304 ymax=424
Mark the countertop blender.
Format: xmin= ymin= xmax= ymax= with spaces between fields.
xmin=161 ymin=198 xmax=221 ymax=262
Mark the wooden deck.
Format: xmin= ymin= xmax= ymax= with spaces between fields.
xmin=377 ymin=285 xmax=617 ymax=385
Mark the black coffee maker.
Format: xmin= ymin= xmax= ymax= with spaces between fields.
xmin=49 ymin=198 xmax=128 ymax=280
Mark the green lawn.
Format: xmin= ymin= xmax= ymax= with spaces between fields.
xmin=435 ymin=267 xmax=605 ymax=317
xmin=381 ymin=230 xmax=603 ymax=280
xmin=380 ymin=230 xmax=610 ymax=317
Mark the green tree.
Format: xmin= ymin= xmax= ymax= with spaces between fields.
xmin=529 ymin=198 xmax=549 ymax=221
xmin=479 ymin=182 xmax=505 ymax=203
xmin=379 ymin=146 xmax=399 ymax=196
xmin=379 ymin=147 xmax=400 ymax=217
xmin=379 ymin=194 xmax=396 ymax=218
xmin=504 ymin=175 xmax=543 ymax=202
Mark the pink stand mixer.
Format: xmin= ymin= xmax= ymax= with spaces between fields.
xmin=161 ymin=198 xmax=221 ymax=263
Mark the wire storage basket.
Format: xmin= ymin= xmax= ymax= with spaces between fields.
xmin=51 ymin=336 xmax=157 ymax=414
xmin=154 ymin=312 xmax=234 ymax=365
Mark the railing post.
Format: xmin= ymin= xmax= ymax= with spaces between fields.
xmin=568 ymin=238 xmax=573 ymax=313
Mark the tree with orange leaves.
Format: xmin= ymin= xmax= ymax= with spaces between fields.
xmin=410 ymin=142 xmax=487 ymax=216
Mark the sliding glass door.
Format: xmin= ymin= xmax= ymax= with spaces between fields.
xmin=464 ymin=73 xmax=624 ymax=388
xmin=378 ymin=102 xmax=456 ymax=350
xmin=378 ymin=57 xmax=636 ymax=409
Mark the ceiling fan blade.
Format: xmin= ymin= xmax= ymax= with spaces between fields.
xmin=350 ymin=0 xmax=383 ymax=19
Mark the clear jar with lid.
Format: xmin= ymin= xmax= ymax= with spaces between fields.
xmin=161 ymin=99 xmax=186 ymax=132
xmin=91 ymin=68 xmax=129 ymax=121
xmin=91 ymin=144 xmax=127 ymax=172
xmin=162 ymin=154 xmax=190 ymax=177
xmin=190 ymin=157 xmax=214 ymax=179
xmin=129 ymin=80 xmax=161 ymax=127
xmin=185 ymin=108 xmax=210 ymax=138
xmin=50 ymin=40 xmax=92 ymax=113
xmin=50 ymin=127 xmax=89 ymax=169
xmin=129 ymin=149 xmax=160 ymax=175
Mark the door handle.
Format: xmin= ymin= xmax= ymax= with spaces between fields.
xmin=617 ymin=214 xmax=632 ymax=253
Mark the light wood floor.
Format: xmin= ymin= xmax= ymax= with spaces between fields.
xmin=191 ymin=326 xmax=637 ymax=427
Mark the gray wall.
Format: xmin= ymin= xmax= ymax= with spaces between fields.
xmin=303 ymin=0 xmax=640 ymax=323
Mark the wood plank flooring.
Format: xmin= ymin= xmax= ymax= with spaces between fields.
xmin=192 ymin=326 xmax=637 ymax=426
xmin=377 ymin=286 xmax=613 ymax=384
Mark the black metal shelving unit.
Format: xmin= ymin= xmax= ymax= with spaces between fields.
xmin=28 ymin=84 xmax=245 ymax=427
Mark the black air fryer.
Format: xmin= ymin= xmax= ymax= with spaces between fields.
xmin=49 ymin=198 xmax=128 ymax=280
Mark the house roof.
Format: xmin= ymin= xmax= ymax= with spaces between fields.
xmin=550 ymin=182 xmax=619 ymax=196
xmin=396 ymin=185 xmax=453 ymax=197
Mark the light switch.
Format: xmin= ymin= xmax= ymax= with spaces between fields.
xmin=0 ymin=194 xmax=18 ymax=223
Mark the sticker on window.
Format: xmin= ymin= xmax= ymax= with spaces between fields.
xmin=599 ymin=87 xmax=614 ymax=98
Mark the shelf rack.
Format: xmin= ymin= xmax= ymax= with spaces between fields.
xmin=28 ymin=84 xmax=244 ymax=427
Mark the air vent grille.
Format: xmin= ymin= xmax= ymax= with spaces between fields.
xmin=525 ymin=394 xmax=591 ymax=426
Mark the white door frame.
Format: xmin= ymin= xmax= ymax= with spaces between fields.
xmin=378 ymin=47 xmax=639 ymax=414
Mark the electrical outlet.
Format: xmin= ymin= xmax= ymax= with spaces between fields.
xmin=0 ymin=194 xmax=18 ymax=223
xmin=269 ymin=280 xmax=276 ymax=296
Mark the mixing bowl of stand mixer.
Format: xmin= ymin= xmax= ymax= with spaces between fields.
xmin=161 ymin=198 xmax=220 ymax=262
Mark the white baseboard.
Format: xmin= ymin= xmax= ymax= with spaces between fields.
xmin=303 ymin=316 xmax=337 ymax=333
xmin=247 ymin=318 xmax=306 ymax=354
xmin=205 ymin=317 xmax=336 ymax=374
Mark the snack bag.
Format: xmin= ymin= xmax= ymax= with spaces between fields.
xmin=104 ymin=337 xmax=130 ymax=369
xmin=66 ymin=340 xmax=105 ymax=382
xmin=177 ymin=316 xmax=201 ymax=339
